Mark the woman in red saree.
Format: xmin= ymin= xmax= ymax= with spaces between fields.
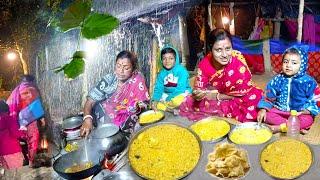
xmin=179 ymin=29 xmax=263 ymax=122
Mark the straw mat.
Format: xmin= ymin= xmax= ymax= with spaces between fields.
xmin=301 ymin=115 xmax=320 ymax=145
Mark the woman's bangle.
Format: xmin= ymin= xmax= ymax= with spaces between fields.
xmin=216 ymin=92 xmax=221 ymax=101
xmin=83 ymin=115 xmax=93 ymax=121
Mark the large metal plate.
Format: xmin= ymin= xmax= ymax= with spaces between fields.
xmin=190 ymin=116 xmax=230 ymax=142
xmin=138 ymin=110 xmax=165 ymax=126
xmin=228 ymin=122 xmax=272 ymax=145
xmin=259 ymin=138 xmax=313 ymax=179
xmin=128 ymin=123 xmax=202 ymax=180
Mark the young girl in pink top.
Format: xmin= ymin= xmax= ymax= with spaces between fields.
xmin=0 ymin=100 xmax=26 ymax=169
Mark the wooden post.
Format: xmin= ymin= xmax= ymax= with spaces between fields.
xmin=150 ymin=38 xmax=159 ymax=97
xmin=263 ymin=39 xmax=272 ymax=72
xmin=297 ymin=0 xmax=304 ymax=43
xmin=208 ymin=0 xmax=214 ymax=31
xmin=273 ymin=7 xmax=282 ymax=40
xmin=229 ymin=2 xmax=235 ymax=35
xmin=178 ymin=15 xmax=190 ymax=67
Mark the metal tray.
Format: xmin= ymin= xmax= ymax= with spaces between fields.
xmin=138 ymin=110 xmax=165 ymax=126
xmin=190 ymin=116 xmax=231 ymax=142
xmin=228 ymin=122 xmax=272 ymax=145
xmin=128 ymin=122 xmax=202 ymax=180
xmin=259 ymin=138 xmax=313 ymax=180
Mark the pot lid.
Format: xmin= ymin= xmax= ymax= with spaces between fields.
xmin=91 ymin=123 xmax=120 ymax=139
xmin=62 ymin=116 xmax=83 ymax=130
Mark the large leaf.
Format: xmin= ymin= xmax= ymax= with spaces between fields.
xmin=58 ymin=1 xmax=91 ymax=32
xmin=54 ymin=57 xmax=85 ymax=80
xmin=81 ymin=13 xmax=119 ymax=39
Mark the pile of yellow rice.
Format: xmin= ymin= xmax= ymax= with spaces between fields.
xmin=229 ymin=127 xmax=272 ymax=145
xmin=190 ymin=119 xmax=230 ymax=141
xmin=129 ymin=124 xmax=201 ymax=180
xmin=260 ymin=138 xmax=312 ymax=179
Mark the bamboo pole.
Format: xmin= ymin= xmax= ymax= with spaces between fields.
xmin=208 ymin=0 xmax=214 ymax=31
xmin=178 ymin=15 xmax=189 ymax=67
xmin=273 ymin=7 xmax=282 ymax=40
xmin=229 ymin=2 xmax=235 ymax=35
xmin=263 ymin=39 xmax=272 ymax=72
xmin=150 ymin=38 xmax=158 ymax=97
xmin=297 ymin=0 xmax=304 ymax=43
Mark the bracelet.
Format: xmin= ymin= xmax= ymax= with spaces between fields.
xmin=216 ymin=92 xmax=221 ymax=101
xmin=83 ymin=115 xmax=93 ymax=121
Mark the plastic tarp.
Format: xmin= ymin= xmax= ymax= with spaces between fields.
xmin=232 ymin=37 xmax=320 ymax=54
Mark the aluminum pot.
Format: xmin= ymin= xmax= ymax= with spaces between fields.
xmin=89 ymin=123 xmax=128 ymax=157
xmin=62 ymin=115 xmax=83 ymax=130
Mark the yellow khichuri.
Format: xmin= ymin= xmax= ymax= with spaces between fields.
xmin=229 ymin=127 xmax=272 ymax=145
xmin=139 ymin=110 xmax=164 ymax=124
xmin=190 ymin=119 xmax=230 ymax=141
xmin=129 ymin=124 xmax=201 ymax=180
xmin=65 ymin=142 xmax=79 ymax=152
xmin=64 ymin=161 xmax=93 ymax=173
xmin=260 ymin=138 xmax=312 ymax=179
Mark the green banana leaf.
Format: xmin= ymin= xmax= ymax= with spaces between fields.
xmin=58 ymin=1 xmax=91 ymax=32
xmin=81 ymin=13 xmax=119 ymax=39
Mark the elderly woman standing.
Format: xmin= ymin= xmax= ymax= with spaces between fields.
xmin=80 ymin=51 xmax=149 ymax=137
xmin=179 ymin=28 xmax=263 ymax=122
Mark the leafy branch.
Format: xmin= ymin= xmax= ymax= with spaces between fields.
xmin=54 ymin=0 xmax=119 ymax=80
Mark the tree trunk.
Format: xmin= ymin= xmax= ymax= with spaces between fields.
xmin=17 ymin=50 xmax=29 ymax=75
xmin=16 ymin=44 xmax=29 ymax=75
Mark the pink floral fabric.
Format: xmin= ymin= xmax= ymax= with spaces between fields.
xmin=102 ymin=72 xmax=149 ymax=126
xmin=179 ymin=51 xmax=263 ymax=122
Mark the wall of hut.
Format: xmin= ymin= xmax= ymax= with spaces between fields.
xmin=29 ymin=0 xmax=189 ymax=144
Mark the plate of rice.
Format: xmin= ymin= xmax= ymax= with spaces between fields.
xmin=128 ymin=123 xmax=202 ymax=180
xmin=260 ymin=138 xmax=313 ymax=179
xmin=138 ymin=110 xmax=165 ymax=125
xmin=228 ymin=122 xmax=272 ymax=145
xmin=190 ymin=117 xmax=230 ymax=142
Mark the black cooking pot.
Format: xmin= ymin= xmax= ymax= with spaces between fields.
xmin=53 ymin=145 xmax=104 ymax=179
xmin=89 ymin=123 xmax=129 ymax=157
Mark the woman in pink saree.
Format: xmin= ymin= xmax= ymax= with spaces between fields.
xmin=80 ymin=51 xmax=149 ymax=137
xmin=180 ymin=29 xmax=263 ymax=122
xmin=6 ymin=75 xmax=45 ymax=168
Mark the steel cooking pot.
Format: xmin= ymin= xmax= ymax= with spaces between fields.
xmin=62 ymin=115 xmax=83 ymax=130
xmin=89 ymin=123 xmax=128 ymax=157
